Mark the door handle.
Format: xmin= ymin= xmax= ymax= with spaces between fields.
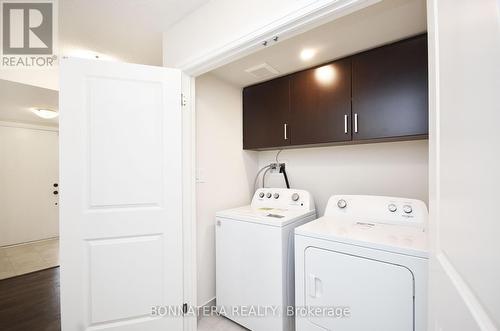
xmin=354 ymin=113 xmax=358 ymax=133
xmin=307 ymin=274 xmax=322 ymax=298
xmin=344 ymin=114 xmax=348 ymax=134
xmin=284 ymin=123 xmax=288 ymax=140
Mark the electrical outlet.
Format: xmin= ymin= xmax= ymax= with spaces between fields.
xmin=269 ymin=163 xmax=278 ymax=172
xmin=267 ymin=160 xmax=287 ymax=174
xmin=269 ymin=162 xmax=286 ymax=173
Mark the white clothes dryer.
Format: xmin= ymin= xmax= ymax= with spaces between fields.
xmin=295 ymin=195 xmax=428 ymax=331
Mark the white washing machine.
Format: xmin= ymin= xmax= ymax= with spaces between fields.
xmin=295 ymin=195 xmax=428 ymax=331
xmin=216 ymin=188 xmax=316 ymax=331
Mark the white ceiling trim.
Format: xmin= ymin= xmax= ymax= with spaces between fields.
xmin=179 ymin=0 xmax=381 ymax=76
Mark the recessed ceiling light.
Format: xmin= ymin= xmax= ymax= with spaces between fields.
xmin=300 ymin=48 xmax=316 ymax=61
xmin=31 ymin=108 xmax=58 ymax=119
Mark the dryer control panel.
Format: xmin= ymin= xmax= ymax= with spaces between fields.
xmin=324 ymin=195 xmax=428 ymax=229
xmin=252 ymin=188 xmax=315 ymax=212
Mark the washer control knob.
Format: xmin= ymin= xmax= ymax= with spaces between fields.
xmin=388 ymin=204 xmax=397 ymax=212
xmin=259 ymin=192 xmax=265 ymax=198
xmin=403 ymin=205 xmax=413 ymax=214
xmin=266 ymin=192 xmax=272 ymax=198
xmin=273 ymin=193 xmax=280 ymax=199
xmin=291 ymin=193 xmax=300 ymax=201
xmin=337 ymin=199 xmax=347 ymax=209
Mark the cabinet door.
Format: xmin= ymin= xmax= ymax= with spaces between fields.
xmin=352 ymin=35 xmax=428 ymax=140
xmin=243 ymin=76 xmax=290 ymax=149
xmin=290 ymin=58 xmax=352 ymax=145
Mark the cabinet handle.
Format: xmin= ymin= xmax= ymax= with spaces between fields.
xmin=284 ymin=123 xmax=288 ymax=140
xmin=354 ymin=113 xmax=358 ymax=133
xmin=344 ymin=114 xmax=348 ymax=134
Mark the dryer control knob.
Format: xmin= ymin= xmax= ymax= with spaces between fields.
xmin=337 ymin=199 xmax=347 ymax=209
xmin=403 ymin=205 xmax=413 ymax=214
xmin=388 ymin=203 xmax=397 ymax=212
xmin=259 ymin=192 xmax=265 ymax=198
xmin=291 ymin=193 xmax=300 ymax=201
xmin=273 ymin=193 xmax=280 ymax=199
xmin=266 ymin=192 xmax=272 ymax=198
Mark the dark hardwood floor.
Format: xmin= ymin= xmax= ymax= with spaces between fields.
xmin=0 ymin=267 xmax=60 ymax=331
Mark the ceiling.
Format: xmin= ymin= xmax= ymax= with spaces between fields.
xmin=0 ymin=80 xmax=58 ymax=127
xmin=60 ymin=0 xmax=209 ymax=65
xmin=0 ymin=0 xmax=210 ymax=126
xmin=211 ymin=0 xmax=427 ymax=87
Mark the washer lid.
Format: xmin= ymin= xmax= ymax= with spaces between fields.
xmin=295 ymin=216 xmax=428 ymax=258
xmin=216 ymin=205 xmax=315 ymax=227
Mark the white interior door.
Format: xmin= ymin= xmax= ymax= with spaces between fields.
xmin=428 ymin=0 xmax=500 ymax=330
xmin=59 ymin=58 xmax=184 ymax=331
xmin=0 ymin=125 xmax=58 ymax=246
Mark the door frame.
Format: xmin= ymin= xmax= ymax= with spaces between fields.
xmin=178 ymin=1 xmax=385 ymax=330
xmin=181 ymin=74 xmax=197 ymax=331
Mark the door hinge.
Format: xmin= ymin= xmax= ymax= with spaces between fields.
xmin=182 ymin=303 xmax=188 ymax=315
xmin=181 ymin=93 xmax=188 ymax=107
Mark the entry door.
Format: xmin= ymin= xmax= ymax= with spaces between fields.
xmin=0 ymin=125 xmax=58 ymax=246
xmin=59 ymin=58 xmax=183 ymax=331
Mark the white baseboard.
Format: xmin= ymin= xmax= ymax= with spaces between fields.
xmin=1 ymin=236 xmax=59 ymax=249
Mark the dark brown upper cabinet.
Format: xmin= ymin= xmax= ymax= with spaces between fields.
xmin=242 ymin=34 xmax=428 ymax=150
xmin=243 ymin=76 xmax=290 ymax=149
xmin=290 ymin=58 xmax=352 ymax=145
xmin=352 ymin=35 xmax=428 ymax=141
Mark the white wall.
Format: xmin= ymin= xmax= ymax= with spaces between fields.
xmin=195 ymin=74 xmax=259 ymax=306
xmin=259 ymin=140 xmax=428 ymax=215
xmin=427 ymin=0 xmax=500 ymax=329
xmin=0 ymin=124 xmax=59 ymax=246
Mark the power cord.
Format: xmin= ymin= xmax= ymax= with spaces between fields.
xmin=262 ymin=166 xmax=271 ymax=188
xmin=280 ymin=163 xmax=290 ymax=189
xmin=275 ymin=149 xmax=290 ymax=189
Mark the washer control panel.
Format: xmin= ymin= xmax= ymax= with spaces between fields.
xmin=325 ymin=195 xmax=428 ymax=228
xmin=252 ymin=188 xmax=315 ymax=212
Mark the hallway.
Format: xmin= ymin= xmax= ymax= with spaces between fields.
xmin=0 ymin=239 xmax=59 ymax=280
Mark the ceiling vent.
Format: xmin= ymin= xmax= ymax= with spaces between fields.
xmin=245 ymin=63 xmax=279 ymax=79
